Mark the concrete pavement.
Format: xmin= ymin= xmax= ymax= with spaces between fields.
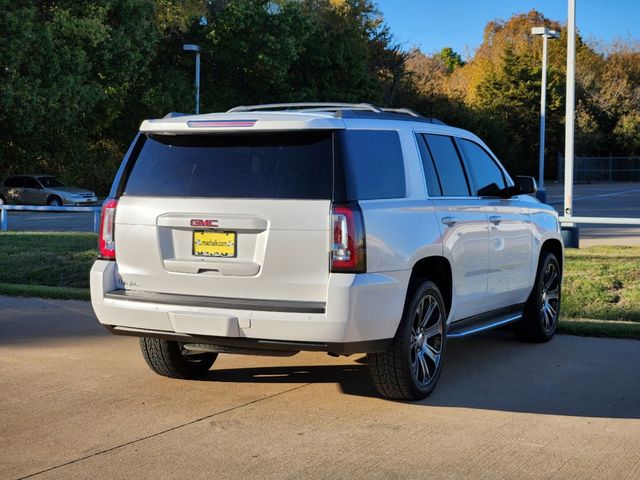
xmin=1 ymin=295 xmax=640 ymax=479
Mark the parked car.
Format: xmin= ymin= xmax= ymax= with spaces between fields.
xmin=90 ymin=103 xmax=563 ymax=401
xmin=0 ymin=175 xmax=97 ymax=206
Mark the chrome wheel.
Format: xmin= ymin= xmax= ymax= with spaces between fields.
xmin=540 ymin=261 xmax=560 ymax=332
xmin=410 ymin=294 xmax=444 ymax=387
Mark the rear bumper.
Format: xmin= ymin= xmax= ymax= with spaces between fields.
xmin=90 ymin=260 xmax=409 ymax=353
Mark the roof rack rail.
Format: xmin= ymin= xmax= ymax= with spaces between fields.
xmin=225 ymin=102 xmax=446 ymax=125
xmin=227 ymin=102 xmax=382 ymax=113
xmin=381 ymin=108 xmax=421 ymax=118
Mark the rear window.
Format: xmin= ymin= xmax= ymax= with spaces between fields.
xmin=423 ymin=134 xmax=470 ymax=196
xmin=336 ymin=130 xmax=405 ymax=201
xmin=4 ymin=177 xmax=20 ymax=188
xmin=123 ymin=132 xmax=333 ymax=199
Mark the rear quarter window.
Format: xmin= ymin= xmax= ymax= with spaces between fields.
xmin=337 ymin=130 xmax=405 ymax=201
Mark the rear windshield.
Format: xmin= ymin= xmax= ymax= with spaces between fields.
xmin=123 ymin=132 xmax=333 ymax=199
xmin=122 ymin=129 xmax=406 ymax=201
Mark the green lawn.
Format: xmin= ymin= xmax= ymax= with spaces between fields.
xmin=563 ymin=246 xmax=640 ymax=322
xmin=0 ymin=232 xmax=97 ymax=300
xmin=0 ymin=233 xmax=639 ymax=339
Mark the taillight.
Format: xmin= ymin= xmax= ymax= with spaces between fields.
xmin=331 ymin=204 xmax=366 ymax=273
xmin=98 ymin=198 xmax=118 ymax=260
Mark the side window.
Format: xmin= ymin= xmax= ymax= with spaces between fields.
xmin=24 ymin=177 xmax=42 ymax=189
xmin=338 ymin=130 xmax=405 ymax=200
xmin=459 ymin=139 xmax=506 ymax=196
xmin=4 ymin=177 xmax=18 ymax=188
xmin=424 ymin=134 xmax=470 ymax=196
xmin=416 ymin=134 xmax=442 ymax=196
xmin=12 ymin=177 xmax=27 ymax=188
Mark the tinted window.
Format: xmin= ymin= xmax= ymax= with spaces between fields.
xmin=424 ymin=135 xmax=470 ymax=196
xmin=124 ymin=132 xmax=333 ymax=199
xmin=24 ymin=177 xmax=42 ymax=189
xmin=459 ymin=139 xmax=506 ymax=196
xmin=38 ymin=176 xmax=65 ymax=188
xmin=4 ymin=177 xmax=20 ymax=188
xmin=416 ymin=135 xmax=442 ymax=196
xmin=337 ymin=130 xmax=405 ymax=200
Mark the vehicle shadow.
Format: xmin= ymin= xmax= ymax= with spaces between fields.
xmin=204 ymin=331 xmax=640 ymax=419
xmin=201 ymin=363 xmax=379 ymax=398
xmin=0 ymin=296 xmax=106 ymax=345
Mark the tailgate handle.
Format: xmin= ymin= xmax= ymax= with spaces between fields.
xmin=163 ymin=259 xmax=261 ymax=276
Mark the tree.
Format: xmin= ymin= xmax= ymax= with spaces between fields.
xmin=437 ymin=47 xmax=464 ymax=73
xmin=0 ymin=0 xmax=159 ymax=193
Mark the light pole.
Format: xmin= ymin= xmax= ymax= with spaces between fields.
xmin=183 ymin=44 xmax=201 ymax=114
xmin=563 ymin=0 xmax=579 ymax=247
xmin=531 ymin=27 xmax=559 ymax=203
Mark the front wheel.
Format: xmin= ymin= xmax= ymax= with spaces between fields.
xmin=514 ymin=251 xmax=561 ymax=343
xmin=368 ymin=280 xmax=447 ymax=401
xmin=47 ymin=196 xmax=62 ymax=207
xmin=140 ymin=337 xmax=217 ymax=379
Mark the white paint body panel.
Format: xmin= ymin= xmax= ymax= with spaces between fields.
xmin=91 ymin=110 xmax=563 ymax=348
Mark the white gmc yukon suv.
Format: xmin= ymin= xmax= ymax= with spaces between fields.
xmin=91 ymin=103 xmax=563 ymax=400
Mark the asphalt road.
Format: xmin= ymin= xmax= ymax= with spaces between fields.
xmin=5 ymin=211 xmax=98 ymax=233
xmin=4 ymin=183 xmax=640 ymax=246
xmin=1 ymin=296 xmax=639 ymax=480
xmin=546 ymin=183 xmax=640 ymax=246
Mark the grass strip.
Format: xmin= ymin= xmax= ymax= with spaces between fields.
xmin=563 ymin=246 xmax=640 ymax=322
xmin=0 ymin=232 xmax=97 ymax=289
xmin=0 ymin=282 xmax=90 ymax=301
xmin=559 ymin=317 xmax=640 ymax=340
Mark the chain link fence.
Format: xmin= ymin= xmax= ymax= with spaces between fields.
xmin=557 ymin=155 xmax=640 ymax=182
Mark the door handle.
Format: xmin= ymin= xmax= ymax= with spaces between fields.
xmin=441 ymin=216 xmax=458 ymax=227
xmin=489 ymin=215 xmax=503 ymax=225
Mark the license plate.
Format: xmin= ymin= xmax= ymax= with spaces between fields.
xmin=193 ymin=231 xmax=237 ymax=258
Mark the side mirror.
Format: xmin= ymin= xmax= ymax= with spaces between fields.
xmin=515 ymin=176 xmax=537 ymax=195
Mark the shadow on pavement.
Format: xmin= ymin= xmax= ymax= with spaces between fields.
xmin=202 ymin=364 xmax=378 ymax=398
xmin=205 ymin=331 xmax=640 ymax=419
xmin=3 ymin=295 xmax=639 ymax=419
xmin=0 ymin=296 xmax=105 ymax=345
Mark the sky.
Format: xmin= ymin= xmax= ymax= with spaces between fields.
xmin=376 ymin=0 xmax=640 ymax=57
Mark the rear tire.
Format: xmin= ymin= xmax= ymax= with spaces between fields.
xmin=514 ymin=251 xmax=561 ymax=343
xmin=368 ymin=280 xmax=447 ymax=401
xmin=140 ymin=337 xmax=217 ymax=379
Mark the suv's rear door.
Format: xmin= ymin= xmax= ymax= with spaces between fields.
xmin=114 ymin=131 xmax=334 ymax=304
xmin=417 ymin=133 xmax=490 ymax=321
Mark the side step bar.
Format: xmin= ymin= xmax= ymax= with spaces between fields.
xmin=447 ymin=305 xmax=523 ymax=339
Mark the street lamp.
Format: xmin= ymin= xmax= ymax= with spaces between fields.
xmin=183 ymin=44 xmax=202 ymax=115
xmin=531 ymin=27 xmax=560 ymax=203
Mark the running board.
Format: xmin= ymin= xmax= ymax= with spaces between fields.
xmin=447 ymin=306 xmax=523 ymax=339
